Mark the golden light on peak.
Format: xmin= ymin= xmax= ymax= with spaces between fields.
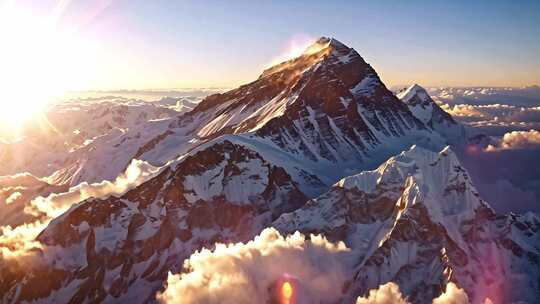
xmin=265 ymin=35 xmax=317 ymax=68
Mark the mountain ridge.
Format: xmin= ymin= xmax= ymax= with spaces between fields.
xmin=274 ymin=145 xmax=539 ymax=303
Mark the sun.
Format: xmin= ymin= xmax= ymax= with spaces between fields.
xmin=0 ymin=2 xmax=94 ymax=132
xmin=0 ymin=5 xmax=57 ymax=128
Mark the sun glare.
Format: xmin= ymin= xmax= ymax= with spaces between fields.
xmin=0 ymin=2 xmax=96 ymax=131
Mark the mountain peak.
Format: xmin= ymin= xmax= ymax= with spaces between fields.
xmin=191 ymin=35 xmax=443 ymax=168
xmin=397 ymin=83 xmax=430 ymax=104
xmin=302 ymin=36 xmax=349 ymax=55
xmin=260 ymin=36 xmax=354 ymax=79
xmin=396 ymin=83 xmax=464 ymax=144
xmin=332 ymin=144 xmax=483 ymax=233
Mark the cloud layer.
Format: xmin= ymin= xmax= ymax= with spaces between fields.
xmin=428 ymin=86 xmax=540 ymax=107
xmin=0 ymin=159 xmax=160 ymax=265
xmin=485 ymin=129 xmax=540 ymax=151
xmin=26 ymin=159 xmax=159 ymax=219
xmin=158 ymin=227 xmax=480 ymax=304
xmin=158 ymin=227 xmax=352 ymax=304
xmin=440 ymin=103 xmax=540 ymax=136
xmin=355 ymin=282 xmax=408 ymax=304
xmin=426 ymin=87 xmax=540 ymax=136
xmin=432 ymin=283 xmax=469 ymax=304
xmin=355 ymin=282 xmax=470 ymax=304
xmin=424 ymin=86 xmax=540 ymax=213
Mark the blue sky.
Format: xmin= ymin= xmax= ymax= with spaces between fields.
xmin=12 ymin=0 xmax=540 ymax=89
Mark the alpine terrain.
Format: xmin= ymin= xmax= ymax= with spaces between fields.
xmin=0 ymin=37 xmax=538 ymax=304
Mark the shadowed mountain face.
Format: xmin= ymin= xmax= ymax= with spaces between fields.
xmin=2 ymin=38 xmax=537 ymax=304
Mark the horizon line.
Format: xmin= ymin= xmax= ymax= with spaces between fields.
xmin=64 ymin=84 xmax=540 ymax=93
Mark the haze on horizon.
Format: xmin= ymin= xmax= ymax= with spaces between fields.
xmin=2 ymin=0 xmax=540 ymax=93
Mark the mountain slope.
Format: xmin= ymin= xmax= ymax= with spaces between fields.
xmin=120 ymin=38 xmax=448 ymax=196
xmin=1 ymin=140 xmax=307 ymax=303
xmin=0 ymin=98 xmax=182 ymax=183
xmin=0 ymin=173 xmax=68 ymax=228
xmin=44 ymin=38 xmax=450 ymax=195
xmin=0 ymin=38 xmax=452 ymax=200
xmin=274 ymin=146 xmax=539 ymax=303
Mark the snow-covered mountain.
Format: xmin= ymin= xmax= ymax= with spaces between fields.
xmin=7 ymin=144 xmax=533 ymax=303
xmin=0 ymin=97 xmax=187 ymax=181
xmin=274 ymin=146 xmax=540 ymax=303
xmin=2 ymin=38 xmax=449 ymax=192
xmin=1 ymin=37 xmax=537 ymax=304
xmin=76 ymin=37 xmax=449 ymax=196
xmin=397 ymin=84 xmax=466 ymax=145
xmin=1 ymin=140 xmax=307 ymax=303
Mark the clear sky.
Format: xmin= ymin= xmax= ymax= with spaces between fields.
xmin=4 ymin=0 xmax=540 ymax=90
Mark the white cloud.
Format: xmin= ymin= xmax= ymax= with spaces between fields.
xmin=26 ymin=159 xmax=159 ymax=219
xmin=155 ymin=224 xmax=481 ymax=304
xmin=434 ymin=92 xmax=540 ymax=136
xmin=441 ymin=103 xmax=540 ymax=122
xmin=354 ymin=282 xmax=472 ymax=304
xmin=0 ymin=220 xmax=46 ymax=262
xmin=0 ymin=159 xmax=160 ymax=264
xmin=432 ymin=282 xmax=469 ymax=304
xmin=429 ymin=86 xmax=540 ymax=108
xmin=486 ymin=129 xmax=540 ymax=151
xmin=355 ymin=282 xmax=409 ymax=304
xmin=5 ymin=191 xmax=22 ymax=204
xmin=157 ymin=227 xmax=351 ymax=304
xmin=0 ymin=172 xmax=46 ymax=188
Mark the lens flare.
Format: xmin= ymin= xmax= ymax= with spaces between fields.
xmin=281 ymin=281 xmax=293 ymax=303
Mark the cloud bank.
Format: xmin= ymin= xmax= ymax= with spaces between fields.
xmin=158 ymin=227 xmax=481 ymax=304
xmin=355 ymin=282 xmax=471 ymax=304
xmin=432 ymin=283 xmax=469 ymax=304
xmin=158 ymin=227 xmax=352 ymax=304
xmin=0 ymin=159 xmax=160 ymax=264
xmin=355 ymin=282 xmax=408 ymax=304
xmin=5 ymin=191 xmax=22 ymax=205
xmin=425 ymin=86 xmax=540 ymax=213
xmin=0 ymin=221 xmax=45 ymax=261
xmin=26 ymin=159 xmax=159 ymax=219
xmin=485 ymin=129 xmax=540 ymax=151
xmin=426 ymin=87 xmax=540 ymax=136
xmin=428 ymin=86 xmax=540 ymax=107
xmin=440 ymin=103 xmax=540 ymax=136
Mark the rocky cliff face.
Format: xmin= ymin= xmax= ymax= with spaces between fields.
xmin=255 ymin=38 xmax=426 ymax=161
xmin=274 ymin=146 xmax=539 ymax=304
xmin=2 ymin=140 xmax=306 ymax=303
